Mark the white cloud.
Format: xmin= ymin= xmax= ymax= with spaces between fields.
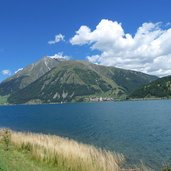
xmin=48 ymin=52 xmax=70 ymax=60
xmin=15 ymin=68 xmax=23 ymax=74
xmin=70 ymin=19 xmax=171 ymax=77
xmin=1 ymin=69 xmax=11 ymax=76
xmin=48 ymin=34 xmax=65 ymax=44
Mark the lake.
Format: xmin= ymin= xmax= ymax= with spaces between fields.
xmin=0 ymin=100 xmax=171 ymax=170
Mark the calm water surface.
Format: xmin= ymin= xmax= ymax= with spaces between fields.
xmin=0 ymin=100 xmax=171 ymax=170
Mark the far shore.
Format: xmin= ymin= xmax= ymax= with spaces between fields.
xmin=0 ymin=97 xmax=171 ymax=106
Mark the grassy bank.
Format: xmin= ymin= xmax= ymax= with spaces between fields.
xmin=0 ymin=129 xmax=157 ymax=171
xmin=0 ymin=129 xmax=125 ymax=171
xmin=0 ymin=143 xmax=66 ymax=171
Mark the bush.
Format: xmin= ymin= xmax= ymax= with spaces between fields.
xmin=162 ymin=165 xmax=171 ymax=171
xmin=1 ymin=129 xmax=11 ymax=151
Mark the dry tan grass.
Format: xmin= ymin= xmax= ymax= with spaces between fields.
xmin=8 ymin=130 xmax=125 ymax=171
xmin=0 ymin=129 xmax=153 ymax=171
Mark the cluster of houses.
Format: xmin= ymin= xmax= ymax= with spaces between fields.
xmin=86 ymin=97 xmax=114 ymax=102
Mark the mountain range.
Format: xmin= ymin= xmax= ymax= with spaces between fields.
xmin=0 ymin=57 xmax=157 ymax=104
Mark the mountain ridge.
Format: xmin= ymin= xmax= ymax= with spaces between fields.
xmin=0 ymin=57 xmax=62 ymax=96
xmin=0 ymin=57 xmax=158 ymax=104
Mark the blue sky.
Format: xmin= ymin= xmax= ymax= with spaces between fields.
xmin=0 ymin=0 xmax=171 ymax=81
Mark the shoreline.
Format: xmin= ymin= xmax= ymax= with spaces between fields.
xmin=0 ymin=128 xmax=169 ymax=171
xmin=0 ymin=129 xmax=125 ymax=171
xmin=0 ymin=97 xmax=171 ymax=106
xmin=0 ymin=128 xmax=154 ymax=171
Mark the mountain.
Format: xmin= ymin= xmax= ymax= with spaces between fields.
xmin=0 ymin=57 xmax=62 ymax=96
xmin=130 ymin=76 xmax=171 ymax=99
xmin=0 ymin=58 xmax=157 ymax=104
xmin=7 ymin=61 xmax=122 ymax=104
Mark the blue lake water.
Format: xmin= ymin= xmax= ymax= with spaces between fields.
xmin=0 ymin=100 xmax=171 ymax=170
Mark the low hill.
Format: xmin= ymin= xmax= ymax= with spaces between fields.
xmin=130 ymin=76 xmax=171 ymax=99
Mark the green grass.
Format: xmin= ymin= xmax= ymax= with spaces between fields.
xmin=0 ymin=143 xmax=67 ymax=171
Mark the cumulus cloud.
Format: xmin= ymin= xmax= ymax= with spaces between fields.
xmin=70 ymin=19 xmax=171 ymax=77
xmin=48 ymin=34 xmax=65 ymax=44
xmin=1 ymin=69 xmax=11 ymax=76
xmin=48 ymin=52 xmax=70 ymax=60
xmin=15 ymin=68 xmax=23 ymax=74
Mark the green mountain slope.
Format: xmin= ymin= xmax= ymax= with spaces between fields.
xmin=130 ymin=76 xmax=171 ymax=98
xmin=89 ymin=64 xmax=157 ymax=93
xmin=0 ymin=57 xmax=61 ymax=96
xmin=6 ymin=60 xmax=157 ymax=104
xmin=8 ymin=61 xmax=123 ymax=103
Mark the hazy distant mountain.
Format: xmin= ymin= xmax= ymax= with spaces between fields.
xmin=130 ymin=76 xmax=171 ymax=99
xmin=0 ymin=57 xmax=157 ymax=104
xmin=0 ymin=57 xmax=62 ymax=96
